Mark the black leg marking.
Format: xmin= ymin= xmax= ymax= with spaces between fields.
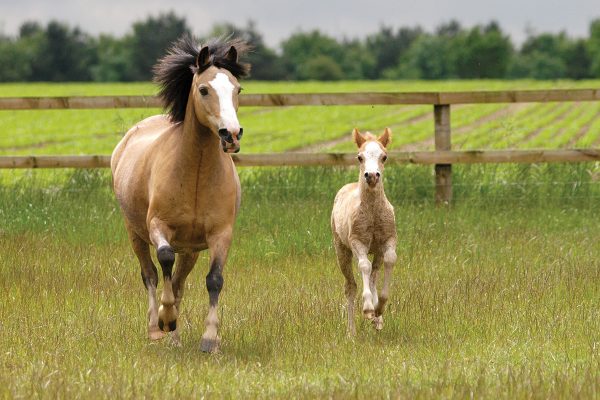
xmin=141 ymin=264 xmax=159 ymax=289
xmin=168 ymin=320 xmax=177 ymax=332
xmin=158 ymin=319 xmax=164 ymax=331
xmin=157 ymin=246 xmax=175 ymax=278
xmin=206 ymin=260 xmax=223 ymax=307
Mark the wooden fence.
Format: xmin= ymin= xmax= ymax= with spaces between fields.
xmin=1 ymin=88 xmax=600 ymax=204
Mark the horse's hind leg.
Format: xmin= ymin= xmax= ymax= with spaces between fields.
xmin=126 ymin=225 xmax=164 ymax=340
xmin=201 ymin=229 xmax=233 ymax=353
xmin=170 ymin=251 xmax=199 ymax=346
xmin=148 ymin=218 xmax=178 ymax=334
xmin=334 ymin=240 xmax=356 ymax=336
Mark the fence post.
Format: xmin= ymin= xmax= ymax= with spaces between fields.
xmin=434 ymin=104 xmax=452 ymax=205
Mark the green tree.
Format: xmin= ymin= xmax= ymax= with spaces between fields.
xmin=588 ymin=19 xmax=600 ymax=77
xmin=280 ymin=30 xmax=346 ymax=80
xmin=126 ymin=11 xmax=190 ymax=81
xmin=365 ymin=26 xmax=422 ymax=78
xmin=454 ymin=22 xmax=513 ymax=78
xmin=207 ymin=21 xmax=286 ymax=80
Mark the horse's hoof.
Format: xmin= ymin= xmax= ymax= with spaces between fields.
xmin=200 ymin=336 xmax=221 ymax=353
xmin=170 ymin=332 xmax=182 ymax=347
xmin=149 ymin=326 xmax=167 ymax=341
xmin=372 ymin=316 xmax=384 ymax=330
xmin=158 ymin=305 xmax=178 ymax=332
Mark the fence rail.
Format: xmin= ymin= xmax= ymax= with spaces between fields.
xmin=1 ymin=89 xmax=600 ymax=110
xmin=2 ymin=88 xmax=600 ymax=204
xmin=2 ymin=150 xmax=600 ymax=169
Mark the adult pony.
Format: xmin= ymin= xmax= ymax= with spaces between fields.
xmin=331 ymin=128 xmax=397 ymax=335
xmin=111 ymin=36 xmax=250 ymax=353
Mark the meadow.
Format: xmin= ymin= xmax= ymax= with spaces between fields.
xmin=0 ymin=81 xmax=599 ymax=398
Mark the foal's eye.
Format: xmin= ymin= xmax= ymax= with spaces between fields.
xmin=199 ymin=87 xmax=209 ymax=96
xmin=382 ymin=155 xmax=387 ymax=162
xmin=357 ymin=155 xmax=363 ymax=163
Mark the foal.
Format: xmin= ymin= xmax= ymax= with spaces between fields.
xmin=331 ymin=128 xmax=397 ymax=334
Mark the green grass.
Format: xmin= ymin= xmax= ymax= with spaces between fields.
xmin=1 ymin=165 xmax=600 ymax=398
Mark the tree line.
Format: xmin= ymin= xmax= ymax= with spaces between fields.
xmin=1 ymin=12 xmax=600 ymax=82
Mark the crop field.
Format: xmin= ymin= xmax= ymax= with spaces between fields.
xmin=2 ymin=80 xmax=600 ymax=155
xmin=1 ymin=81 xmax=600 ymax=398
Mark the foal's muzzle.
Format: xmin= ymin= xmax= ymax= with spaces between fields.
xmin=219 ymin=128 xmax=243 ymax=153
xmin=364 ymin=171 xmax=381 ymax=187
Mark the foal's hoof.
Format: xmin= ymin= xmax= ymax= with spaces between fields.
xmin=158 ymin=305 xmax=178 ymax=332
xmin=200 ymin=336 xmax=221 ymax=353
xmin=363 ymin=309 xmax=375 ymax=321
xmin=372 ymin=315 xmax=384 ymax=331
xmin=148 ymin=326 xmax=167 ymax=341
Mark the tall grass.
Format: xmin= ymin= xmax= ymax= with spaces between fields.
xmin=0 ymin=165 xmax=599 ymax=398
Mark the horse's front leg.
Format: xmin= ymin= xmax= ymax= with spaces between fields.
xmin=148 ymin=218 xmax=178 ymax=333
xmin=201 ymin=229 xmax=233 ymax=353
xmin=351 ymin=241 xmax=375 ymax=320
xmin=170 ymin=251 xmax=200 ymax=346
xmin=375 ymin=240 xmax=397 ymax=322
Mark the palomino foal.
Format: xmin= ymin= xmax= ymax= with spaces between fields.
xmin=111 ymin=37 xmax=249 ymax=352
xmin=331 ymin=128 xmax=397 ymax=334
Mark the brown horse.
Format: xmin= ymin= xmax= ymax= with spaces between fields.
xmin=331 ymin=128 xmax=397 ymax=335
xmin=111 ymin=36 xmax=250 ymax=352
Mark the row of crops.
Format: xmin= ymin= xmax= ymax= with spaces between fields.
xmin=1 ymin=81 xmax=599 ymax=156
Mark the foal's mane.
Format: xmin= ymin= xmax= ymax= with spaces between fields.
xmin=153 ymin=35 xmax=251 ymax=123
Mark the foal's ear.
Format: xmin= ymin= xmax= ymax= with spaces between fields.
xmin=378 ymin=127 xmax=392 ymax=148
xmin=225 ymin=46 xmax=238 ymax=63
xmin=196 ymin=46 xmax=210 ymax=68
xmin=353 ymin=128 xmax=367 ymax=148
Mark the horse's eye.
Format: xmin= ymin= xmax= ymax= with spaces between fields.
xmin=238 ymin=87 xmax=243 ymax=94
xmin=199 ymin=87 xmax=209 ymax=96
xmin=382 ymin=155 xmax=387 ymax=162
xmin=357 ymin=155 xmax=363 ymax=163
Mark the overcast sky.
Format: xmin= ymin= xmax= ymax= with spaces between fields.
xmin=1 ymin=0 xmax=598 ymax=47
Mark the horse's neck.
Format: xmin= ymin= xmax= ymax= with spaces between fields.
xmin=358 ymin=180 xmax=387 ymax=210
xmin=175 ymin=103 xmax=224 ymax=172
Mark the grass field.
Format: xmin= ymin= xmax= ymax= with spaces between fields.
xmin=1 ymin=81 xmax=600 ymax=398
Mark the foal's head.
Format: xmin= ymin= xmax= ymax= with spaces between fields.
xmin=353 ymin=128 xmax=392 ymax=189
xmin=154 ymin=36 xmax=250 ymax=153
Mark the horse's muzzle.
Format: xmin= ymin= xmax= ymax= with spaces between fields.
xmin=219 ymin=128 xmax=242 ymax=153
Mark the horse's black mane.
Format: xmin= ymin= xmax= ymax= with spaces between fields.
xmin=153 ymin=35 xmax=251 ymax=123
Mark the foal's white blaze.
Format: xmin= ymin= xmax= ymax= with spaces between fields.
xmin=363 ymin=141 xmax=384 ymax=175
xmin=209 ymin=72 xmax=240 ymax=134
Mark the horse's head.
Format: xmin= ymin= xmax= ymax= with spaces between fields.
xmin=353 ymin=128 xmax=391 ymax=189
xmin=153 ymin=36 xmax=250 ymax=153
xmin=192 ymin=46 xmax=244 ymax=153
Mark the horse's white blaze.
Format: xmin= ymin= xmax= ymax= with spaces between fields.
xmin=209 ymin=72 xmax=239 ymax=134
xmin=363 ymin=141 xmax=383 ymax=175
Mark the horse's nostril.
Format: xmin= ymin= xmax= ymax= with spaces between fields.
xmin=364 ymin=172 xmax=369 ymax=178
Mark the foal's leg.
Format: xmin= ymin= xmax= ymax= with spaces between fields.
xmin=370 ymin=254 xmax=384 ymax=330
xmin=351 ymin=242 xmax=375 ymax=320
xmin=334 ymin=240 xmax=356 ymax=336
xmin=170 ymin=251 xmax=200 ymax=345
xmin=148 ymin=218 xmax=178 ymax=333
xmin=201 ymin=229 xmax=233 ymax=353
xmin=126 ymin=226 xmax=164 ymax=340
xmin=375 ymin=241 xmax=397 ymax=321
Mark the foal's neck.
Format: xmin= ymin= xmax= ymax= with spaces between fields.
xmin=358 ymin=178 xmax=387 ymax=207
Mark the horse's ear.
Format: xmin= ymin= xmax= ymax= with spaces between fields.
xmin=378 ymin=127 xmax=392 ymax=148
xmin=353 ymin=128 xmax=366 ymax=148
xmin=196 ymin=46 xmax=210 ymax=69
xmin=225 ymin=46 xmax=238 ymax=63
